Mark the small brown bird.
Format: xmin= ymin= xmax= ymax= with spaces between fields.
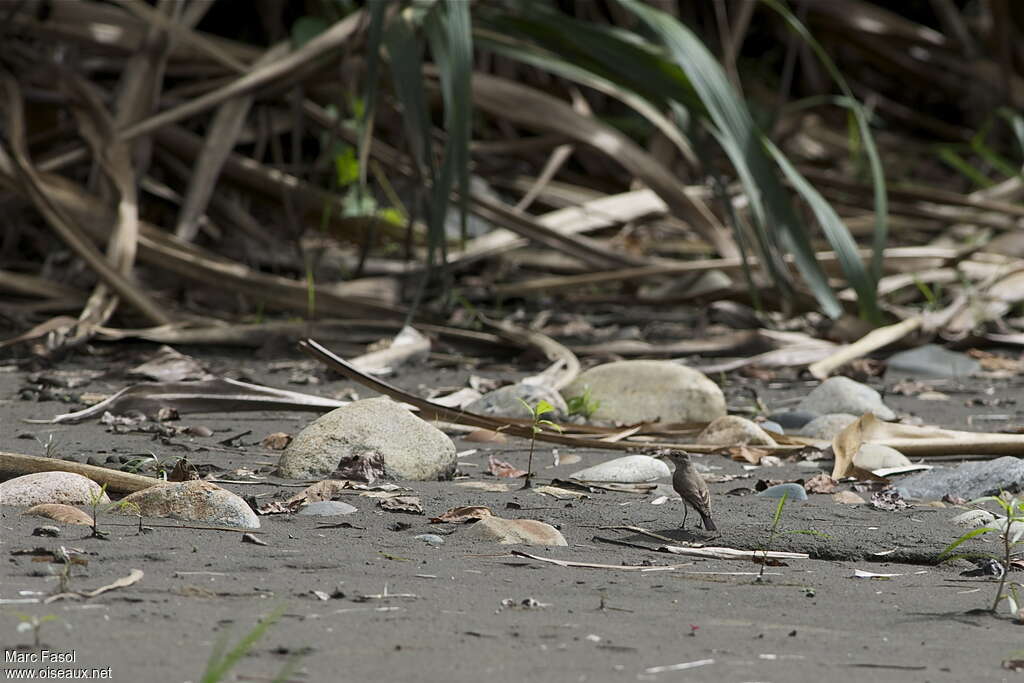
xmin=664 ymin=451 xmax=717 ymax=532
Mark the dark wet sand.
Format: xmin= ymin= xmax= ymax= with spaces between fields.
xmin=2 ymin=347 xmax=1023 ymax=682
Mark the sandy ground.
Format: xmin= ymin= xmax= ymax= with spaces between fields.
xmin=2 ymin=345 xmax=1024 ymax=683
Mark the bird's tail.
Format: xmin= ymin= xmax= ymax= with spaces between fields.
xmin=699 ymin=511 xmax=717 ymax=532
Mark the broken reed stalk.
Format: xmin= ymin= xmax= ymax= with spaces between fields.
xmin=0 ymin=451 xmax=158 ymax=493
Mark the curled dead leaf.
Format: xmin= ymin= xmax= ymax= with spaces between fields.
xmin=430 ymin=506 xmax=492 ymax=523
xmin=803 ymin=473 xmax=838 ymax=494
xmin=379 ymin=496 xmax=424 ymax=514
xmin=729 ymin=446 xmax=770 ymax=464
xmin=261 ymin=432 xmax=292 ymax=449
xmin=488 ymin=454 xmax=527 ymax=478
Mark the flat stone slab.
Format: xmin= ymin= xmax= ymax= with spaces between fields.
xmin=886 ymin=344 xmax=980 ymax=379
xmin=895 ymin=457 xmax=1024 ymax=501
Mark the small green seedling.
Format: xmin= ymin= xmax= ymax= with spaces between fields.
xmin=201 ymin=605 xmax=298 ymax=683
xmin=940 ymin=493 xmax=1024 ymax=615
xmin=756 ymin=492 xmax=827 ymax=582
xmin=88 ymin=483 xmax=109 ymax=539
xmin=566 ymin=386 xmax=600 ymax=420
xmin=110 ymin=500 xmax=147 ymax=535
xmin=36 ymin=433 xmax=61 ymax=459
xmin=12 ymin=612 xmax=60 ymax=649
xmin=517 ymin=399 xmax=563 ymax=490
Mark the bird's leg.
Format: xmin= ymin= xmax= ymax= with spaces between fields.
xmin=682 ymin=505 xmax=689 ymax=529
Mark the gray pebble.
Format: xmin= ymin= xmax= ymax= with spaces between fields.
xmin=797 ymin=376 xmax=895 ymax=420
xmin=297 ymin=500 xmax=358 ymax=516
xmin=756 ymin=483 xmax=808 ymax=501
xmin=767 ymin=411 xmax=819 ymax=430
xmin=414 ymin=534 xmax=446 ymax=546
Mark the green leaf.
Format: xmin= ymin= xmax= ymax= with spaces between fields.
xmin=771 ymin=492 xmax=789 ymax=527
xmin=766 ymin=137 xmax=880 ymax=321
xmin=939 ymin=526 xmax=994 ymax=560
xmin=424 ymin=0 xmax=473 ymax=247
xmin=534 ymin=399 xmax=554 ymax=416
xmin=618 ymin=0 xmax=843 ymax=318
xmin=760 ymin=0 xmax=888 ymax=300
xmin=537 ymin=419 xmax=563 ymax=433
xmin=334 ymin=146 xmax=359 ymax=187
xmin=937 ymin=146 xmax=993 ymax=189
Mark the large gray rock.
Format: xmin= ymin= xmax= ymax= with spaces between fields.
xmin=0 ymin=472 xmax=110 ymax=507
xmin=797 ymin=377 xmax=895 ymax=420
xmin=561 ymin=360 xmax=725 ymax=426
xmin=277 ymin=397 xmax=456 ymax=480
xmin=697 ymin=415 xmax=776 ymax=446
xmin=895 ymin=457 xmax=1024 ymax=501
xmin=118 ymin=481 xmax=259 ymax=529
xmin=570 ymin=455 xmax=670 ymax=483
xmin=800 ymin=413 xmax=858 ymax=440
xmin=465 ymin=383 xmax=568 ymax=421
xmin=886 ymin=344 xmax=980 ymax=379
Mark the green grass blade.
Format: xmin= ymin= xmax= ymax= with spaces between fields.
xmin=938 ymin=526 xmax=994 ymax=561
xmin=358 ymin=0 xmax=387 ymax=187
xmin=771 ymin=492 xmax=789 ymax=527
xmin=201 ymin=605 xmax=286 ymax=683
xmin=618 ymin=0 xmax=843 ymax=318
xmin=383 ymin=10 xmax=434 ymax=180
xmin=474 ymin=29 xmax=698 ymax=166
xmin=766 ymin=137 xmax=880 ymax=321
xmin=425 ymin=0 xmax=473 ymax=248
xmin=937 ymin=146 xmax=994 ymax=188
xmin=760 ymin=0 xmax=888 ymax=296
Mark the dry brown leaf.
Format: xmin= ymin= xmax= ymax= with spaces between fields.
xmin=330 ymin=453 xmax=386 ymax=483
xmin=167 ymin=458 xmax=199 ymax=482
xmin=23 ymin=503 xmax=94 ymax=526
xmin=729 ymin=446 xmax=770 ymax=464
xmin=379 ymin=496 xmax=423 ymax=514
xmin=261 ymin=432 xmax=292 ymax=450
xmin=430 ymin=506 xmax=493 ymax=524
xmin=804 ymin=473 xmax=839 ymax=494
xmin=286 ymin=479 xmax=353 ymax=506
xmin=128 ymin=346 xmax=209 ymax=382
xmin=968 ymin=349 xmax=1024 ymax=373
xmin=488 ymin=455 xmax=527 ymax=479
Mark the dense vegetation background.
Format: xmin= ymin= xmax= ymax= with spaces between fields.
xmin=2 ymin=0 xmax=1023 ymax=355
